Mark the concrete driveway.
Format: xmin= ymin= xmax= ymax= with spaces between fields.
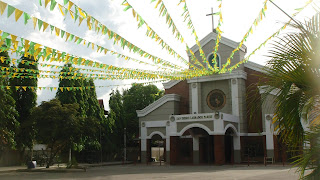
xmin=0 ymin=164 xmax=301 ymax=180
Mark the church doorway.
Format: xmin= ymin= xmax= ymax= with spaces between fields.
xmin=149 ymin=134 xmax=165 ymax=163
xmin=178 ymin=127 xmax=214 ymax=164
xmin=225 ymin=127 xmax=235 ymax=164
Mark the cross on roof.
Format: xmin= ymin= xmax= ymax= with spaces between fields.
xmin=206 ymin=8 xmax=217 ymax=33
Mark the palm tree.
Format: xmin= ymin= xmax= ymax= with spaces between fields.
xmin=257 ymin=12 xmax=320 ymax=179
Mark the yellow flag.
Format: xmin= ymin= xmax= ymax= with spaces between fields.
xmin=0 ymin=1 xmax=7 ymax=15
xmin=74 ymin=36 xmax=79 ymax=43
xmin=15 ymin=8 xmax=23 ymax=22
xmin=155 ymin=0 xmax=162 ymax=8
xmin=69 ymin=10 xmax=74 ymax=19
xmin=24 ymin=40 xmax=30 ymax=53
xmin=32 ymin=17 xmax=37 ymax=29
xmin=87 ymin=16 xmax=92 ymax=30
xmin=78 ymin=7 xmax=86 ymax=18
xmin=55 ymin=27 xmax=60 ymax=36
xmin=45 ymin=0 xmax=51 ymax=8
xmin=11 ymin=34 xmax=17 ymax=42
xmin=65 ymin=32 xmax=70 ymax=41
xmin=58 ymin=4 xmax=65 ymax=16
xmin=68 ymin=1 xmax=74 ymax=11
xmin=13 ymin=41 xmax=19 ymax=51
xmin=43 ymin=22 xmax=49 ymax=32
xmin=57 ymin=52 xmax=62 ymax=60
xmin=45 ymin=47 xmax=52 ymax=58
xmin=22 ymin=86 xmax=27 ymax=91
xmin=34 ymin=43 xmax=41 ymax=52
xmin=78 ymin=16 xmax=84 ymax=26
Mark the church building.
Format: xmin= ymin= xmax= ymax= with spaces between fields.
xmin=137 ymin=31 xmax=284 ymax=165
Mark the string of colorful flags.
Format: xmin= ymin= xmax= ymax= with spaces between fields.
xmin=178 ymin=0 xmax=211 ymax=71
xmin=0 ymin=79 xmax=167 ymax=92
xmin=148 ymin=0 xmax=204 ymax=70
xmin=0 ymin=30 xmax=192 ymax=80
xmin=226 ymin=0 xmax=314 ymax=72
xmin=150 ymin=0 xmax=208 ymax=70
xmin=121 ymin=0 xmax=190 ymax=69
xmin=220 ymin=0 xmax=269 ymax=73
xmin=0 ymin=1 xmax=183 ymax=71
xmin=211 ymin=0 xmax=223 ymax=71
xmin=0 ymin=0 xmax=314 ymax=91
xmin=34 ymin=0 xmax=186 ymax=70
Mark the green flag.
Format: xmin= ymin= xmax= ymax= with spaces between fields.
xmin=63 ymin=0 xmax=69 ymax=5
xmin=7 ymin=5 xmax=15 ymax=18
xmin=38 ymin=19 xmax=43 ymax=31
xmin=23 ymin=12 xmax=31 ymax=25
xmin=50 ymin=0 xmax=57 ymax=11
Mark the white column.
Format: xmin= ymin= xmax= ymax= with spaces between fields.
xmin=214 ymin=119 xmax=225 ymax=135
xmin=231 ymin=78 xmax=241 ymax=136
xmin=141 ymin=125 xmax=147 ymax=151
xmin=231 ymin=79 xmax=240 ymax=116
xmin=191 ymin=83 xmax=199 ymax=114
xmin=233 ymin=135 xmax=240 ymax=150
xmin=265 ymin=114 xmax=274 ymax=156
xmin=166 ymin=122 xmax=171 ymax=151
xmin=193 ymin=136 xmax=199 ymax=151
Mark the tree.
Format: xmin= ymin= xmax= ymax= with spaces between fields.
xmin=0 ymin=51 xmax=19 ymax=156
xmin=0 ymin=49 xmax=19 ymax=157
xmin=10 ymin=55 xmax=38 ymax=151
xmin=56 ymin=64 xmax=105 ymax=157
xmin=31 ymin=99 xmax=82 ymax=168
xmin=123 ymin=84 xmax=163 ymax=143
xmin=257 ymin=12 xmax=320 ymax=178
xmin=106 ymin=84 xmax=163 ymax=157
xmin=106 ymin=89 xmax=124 ymax=155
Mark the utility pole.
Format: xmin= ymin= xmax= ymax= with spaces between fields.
xmin=269 ymin=0 xmax=305 ymax=32
xmin=124 ymin=128 xmax=126 ymax=163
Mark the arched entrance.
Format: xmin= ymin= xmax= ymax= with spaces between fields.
xmin=177 ymin=127 xmax=214 ymax=164
xmin=225 ymin=127 xmax=235 ymax=164
xmin=147 ymin=134 xmax=165 ymax=163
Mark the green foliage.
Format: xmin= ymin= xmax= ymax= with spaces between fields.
xmin=56 ymin=63 xmax=105 ymax=151
xmin=0 ymin=49 xmax=19 ymax=157
xmin=106 ymin=90 xmax=124 ymax=153
xmin=10 ymin=55 xmax=38 ymax=150
xmin=31 ymin=99 xmax=82 ymax=168
xmin=255 ymin=12 xmax=320 ymax=178
xmin=294 ymin=125 xmax=320 ymax=179
xmin=106 ymin=83 xmax=163 ymax=155
xmin=0 ymin=49 xmax=10 ymax=68
xmin=0 ymin=79 xmax=19 ymax=156
xmin=123 ymin=84 xmax=163 ymax=141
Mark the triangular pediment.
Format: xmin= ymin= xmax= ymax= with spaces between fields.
xmin=189 ymin=32 xmax=247 ymax=55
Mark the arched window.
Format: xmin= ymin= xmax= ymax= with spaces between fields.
xmin=207 ymin=53 xmax=220 ymax=69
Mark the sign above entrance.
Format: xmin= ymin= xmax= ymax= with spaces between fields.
xmin=175 ymin=114 xmax=213 ymax=121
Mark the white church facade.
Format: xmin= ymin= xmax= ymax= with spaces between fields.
xmin=137 ymin=32 xmax=286 ymax=165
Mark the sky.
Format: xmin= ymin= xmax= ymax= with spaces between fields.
xmin=0 ymin=0 xmax=318 ymax=110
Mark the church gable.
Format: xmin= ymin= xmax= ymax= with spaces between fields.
xmin=189 ymin=32 xmax=247 ymax=70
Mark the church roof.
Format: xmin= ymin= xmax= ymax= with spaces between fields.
xmin=189 ymin=32 xmax=247 ymax=55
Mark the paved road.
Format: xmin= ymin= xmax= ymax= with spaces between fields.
xmin=0 ymin=164 xmax=300 ymax=180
